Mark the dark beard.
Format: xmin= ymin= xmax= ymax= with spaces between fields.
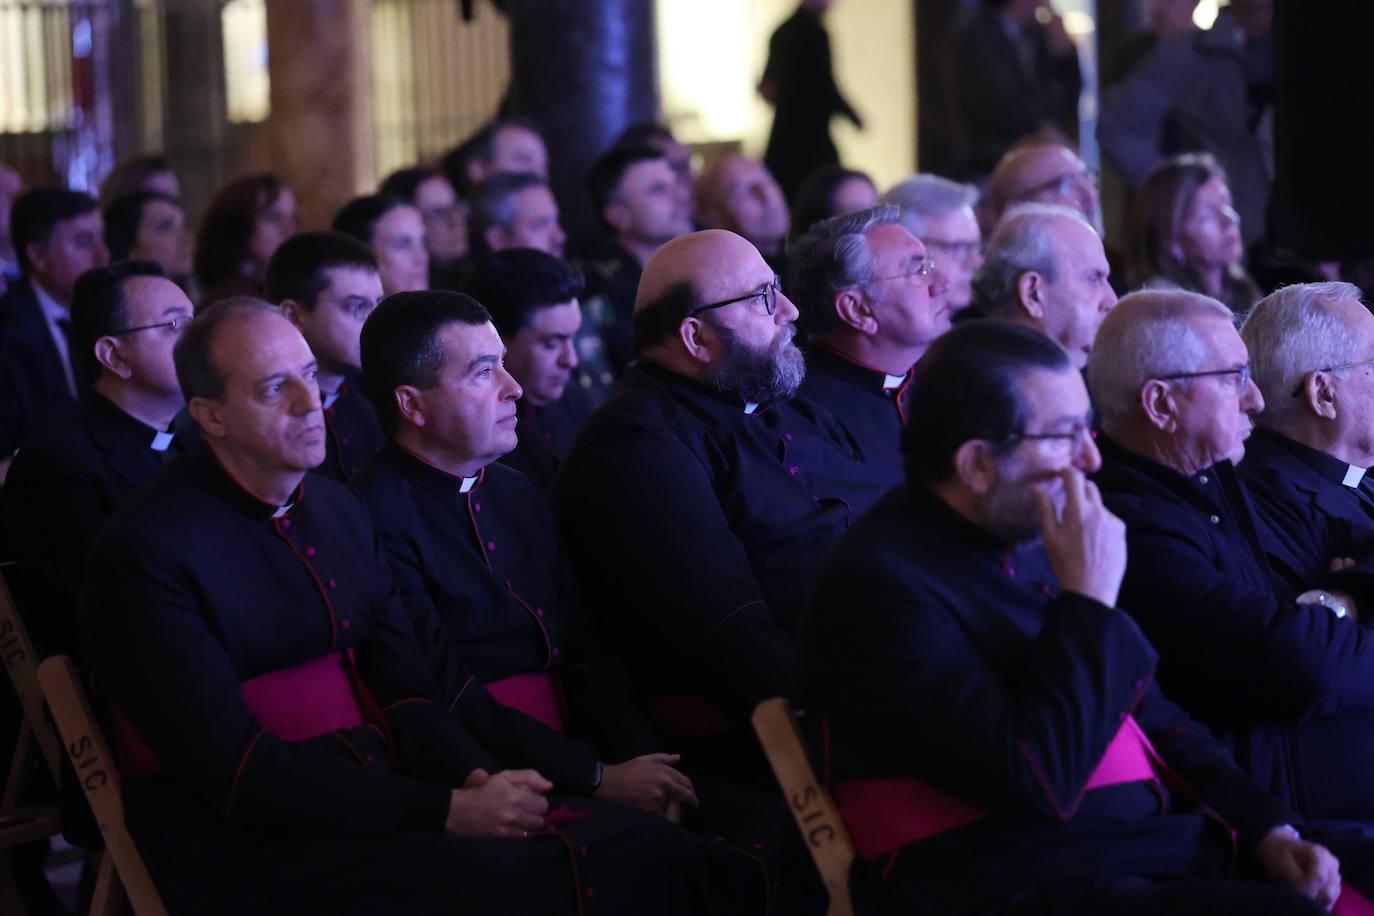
xmin=705 ymin=321 xmax=806 ymax=405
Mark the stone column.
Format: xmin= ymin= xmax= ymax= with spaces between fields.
xmin=263 ymin=0 xmax=373 ymax=231
xmin=505 ymin=0 xmax=659 ymax=247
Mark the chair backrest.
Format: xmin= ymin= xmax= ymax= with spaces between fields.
xmin=38 ymin=655 xmax=167 ymax=916
xmin=0 ymin=572 xmax=61 ymax=782
xmin=752 ymin=697 xmax=856 ymax=916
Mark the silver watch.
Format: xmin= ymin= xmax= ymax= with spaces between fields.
xmin=1297 ymin=589 xmax=1350 ymax=619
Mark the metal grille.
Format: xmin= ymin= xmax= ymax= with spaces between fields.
xmin=369 ymin=0 xmax=510 ymax=180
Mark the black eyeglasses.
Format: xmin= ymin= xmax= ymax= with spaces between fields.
xmin=1000 ymin=421 xmax=1094 ymax=451
xmin=689 ymin=276 xmax=781 ymax=317
xmin=1290 ymin=357 xmax=1374 ymax=397
xmin=110 ymin=316 xmax=191 ymax=337
xmin=1155 ymin=366 xmax=1251 ymax=388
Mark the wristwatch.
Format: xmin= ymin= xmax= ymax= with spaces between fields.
xmin=591 ymin=760 xmax=604 ymax=791
xmin=1297 ymin=589 xmax=1350 ymax=619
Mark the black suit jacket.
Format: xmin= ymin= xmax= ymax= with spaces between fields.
xmin=0 ymin=281 xmax=85 ymax=455
xmin=5 ymin=393 xmax=190 ymax=658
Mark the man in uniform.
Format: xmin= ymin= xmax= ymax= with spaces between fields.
xmin=266 ymin=232 xmax=386 ymax=481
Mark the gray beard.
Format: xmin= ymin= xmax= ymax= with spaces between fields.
xmin=705 ymin=321 xmax=806 ymax=405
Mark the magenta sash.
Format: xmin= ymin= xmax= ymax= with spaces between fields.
xmin=486 ymin=671 xmax=566 ymax=732
xmin=239 ymin=650 xmax=366 ymax=741
xmin=834 ymin=715 xmax=1161 ymax=859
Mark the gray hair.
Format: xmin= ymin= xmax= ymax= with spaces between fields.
xmin=881 ymin=174 xmax=978 ymax=239
xmin=1239 ymin=281 xmax=1365 ymax=430
xmin=1086 ymin=289 xmax=1235 ymax=430
xmin=972 ymin=203 xmax=1088 ymax=319
xmin=787 ymin=203 xmax=904 ymax=337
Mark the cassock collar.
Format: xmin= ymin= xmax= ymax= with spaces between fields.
xmin=636 ymin=358 xmax=782 ymax=416
xmin=1095 ymin=434 xmax=1230 ymax=514
xmin=1258 ymin=428 xmax=1368 ymax=490
xmin=87 ymin=392 xmax=177 ymax=454
xmin=382 ymin=441 xmax=486 ymax=496
xmin=194 ymin=446 xmax=305 ymax=521
xmin=806 ymin=341 xmax=913 ymax=396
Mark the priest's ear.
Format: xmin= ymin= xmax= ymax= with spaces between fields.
xmin=950 ymin=438 xmax=1002 ymax=496
xmin=278 ymin=298 xmax=307 ymax=327
xmin=187 ymin=396 xmax=228 ymax=440
xmin=93 ymin=336 xmax=133 ymax=381
xmin=393 ymin=385 xmax=428 ymax=430
xmin=1139 ymin=378 xmax=1180 ymax=433
xmin=834 ymin=288 xmax=877 ymax=335
xmin=1015 ymin=270 xmax=1047 ymax=321
xmin=1298 ymin=370 xmax=1339 ymax=420
xmin=677 ymin=316 xmax=714 ymax=364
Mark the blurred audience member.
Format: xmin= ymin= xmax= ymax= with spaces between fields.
xmin=469 ymin=172 xmax=566 ymax=259
xmin=614 ymin=122 xmax=696 ymax=204
xmin=104 ymin=191 xmax=193 ymax=283
xmin=442 ymin=118 xmax=549 ymax=197
xmin=1128 ymin=152 xmax=1261 ymax=313
xmin=759 ymin=0 xmax=862 ymax=200
xmin=380 ymin=165 xmax=470 ymax=292
xmin=696 ymin=154 xmax=791 ymax=276
xmin=989 ymin=142 xmax=1101 ymax=231
xmin=99 ymin=154 xmax=180 ymax=205
xmin=942 ymin=0 xmax=1082 ymax=179
xmin=332 ymin=194 xmax=429 ymax=296
xmin=0 ymin=162 xmax=23 ymax=293
xmin=788 ymin=165 xmax=877 ymax=242
xmin=882 ymin=173 xmax=982 ymax=313
xmin=192 ymin=173 xmax=297 ymax=307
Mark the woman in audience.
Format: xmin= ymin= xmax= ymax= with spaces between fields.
xmin=103 ymin=191 xmax=193 ymax=284
xmin=788 ymin=164 xmax=877 ymax=241
xmin=332 ymin=194 xmax=429 ymax=296
xmin=192 ymin=172 xmax=298 ymax=308
xmin=99 ymin=153 xmax=180 ymax=204
xmin=1128 ymin=151 xmax=1262 ymax=312
xmin=379 ymin=165 xmax=469 ymax=290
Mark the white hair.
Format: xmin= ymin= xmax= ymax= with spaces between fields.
xmin=1086 ymin=288 xmax=1235 ymax=430
xmin=881 ymin=173 xmax=978 ymax=239
xmin=1239 ymin=281 xmax=1365 ymax=431
xmin=972 ymin=203 xmax=1091 ymax=319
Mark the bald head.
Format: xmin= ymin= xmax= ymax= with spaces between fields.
xmin=990 ymin=143 xmax=1100 ymax=228
xmin=695 ymin=155 xmax=789 ymax=255
xmin=635 ymin=229 xmax=764 ymax=312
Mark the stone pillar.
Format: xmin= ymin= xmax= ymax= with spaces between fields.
xmin=263 ymin=0 xmax=373 ymax=231
xmin=505 ymin=0 xmax=659 ymax=247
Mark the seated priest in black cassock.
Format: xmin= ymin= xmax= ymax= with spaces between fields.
xmin=80 ymin=298 xmax=765 ymax=916
xmin=265 ymin=231 xmax=385 ymax=481
xmin=1088 ymin=289 xmax=1374 ymax=831
xmin=7 ymin=261 xmax=192 ymax=659
xmin=1238 ymin=282 xmax=1374 ymax=587
xmin=789 ymin=204 xmax=953 ymax=514
xmin=553 ymin=229 xmax=863 ymax=783
xmin=466 ymin=249 xmax=589 ymax=495
xmin=807 ymin=319 xmax=1371 ymax=915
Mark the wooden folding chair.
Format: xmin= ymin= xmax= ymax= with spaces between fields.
xmin=752 ymin=697 xmax=856 ymax=916
xmin=0 ymin=570 xmax=64 ymax=914
xmin=38 ymin=656 xmax=167 ymax=916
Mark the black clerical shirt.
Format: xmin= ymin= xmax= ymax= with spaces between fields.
xmin=318 ymin=377 xmax=384 ymax=481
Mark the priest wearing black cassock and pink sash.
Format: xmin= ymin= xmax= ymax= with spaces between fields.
xmin=807 ymin=320 xmax=1374 ymax=915
xmin=81 ymin=297 xmax=762 ymax=915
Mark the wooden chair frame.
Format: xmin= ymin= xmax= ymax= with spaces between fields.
xmin=752 ymin=697 xmax=856 ymax=916
xmin=39 ymin=655 xmax=166 ymax=916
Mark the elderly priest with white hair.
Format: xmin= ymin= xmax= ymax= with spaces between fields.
xmin=1088 ymin=288 xmax=1374 ymax=846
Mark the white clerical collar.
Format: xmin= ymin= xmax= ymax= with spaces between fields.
xmin=150 ymin=430 xmax=175 ymax=452
xmin=271 ymin=504 xmax=293 ymax=518
xmin=743 ymin=401 xmax=760 ymax=415
xmin=322 ymin=390 xmax=340 ymax=409
xmin=459 ymin=475 xmax=478 ymax=493
xmin=883 ymin=373 xmax=905 ymax=391
xmin=1343 ymin=465 xmax=1368 ymax=488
